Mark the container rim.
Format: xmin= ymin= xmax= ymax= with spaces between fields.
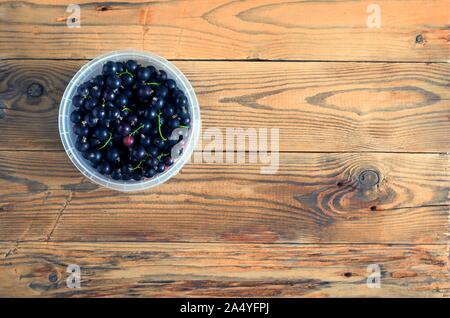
xmin=58 ymin=50 xmax=201 ymax=192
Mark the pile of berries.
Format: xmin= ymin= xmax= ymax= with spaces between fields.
xmin=70 ymin=60 xmax=191 ymax=181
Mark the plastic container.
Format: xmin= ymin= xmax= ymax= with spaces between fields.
xmin=59 ymin=50 xmax=201 ymax=192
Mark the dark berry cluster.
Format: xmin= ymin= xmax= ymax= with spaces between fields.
xmin=70 ymin=60 xmax=191 ymax=181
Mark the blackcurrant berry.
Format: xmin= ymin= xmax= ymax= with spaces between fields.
xmin=163 ymin=106 xmax=175 ymax=117
xmin=123 ymin=135 xmax=135 ymax=147
xmin=156 ymin=70 xmax=167 ymax=82
xmin=103 ymin=88 xmax=116 ymax=101
xmin=164 ymin=79 xmax=177 ymax=90
xmin=175 ymin=95 xmax=188 ymax=107
xmin=97 ymin=162 xmax=112 ymax=175
xmin=106 ymin=75 xmax=121 ymax=89
xmin=153 ymin=137 xmax=166 ymax=148
xmin=77 ymin=83 xmax=91 ymax=97
xmin=118 ymin=122 xmax=131 ymax=136
xmin=181 ymin=117 xmax=190 ymax=126
xmin=106 ymin=147 xmax=120 ymax=163
xmin=87 ymin=150 xmax=102 ymax=164
xmin=84 ymin=98 xmax=98 ymax=111
xmin=145 ymin=109 xmax=157 ymax=119
xmin=131 ymin=146 xmax=146 ymax=161
xmin=90 ymin=86 xmax=102 ymax=99
xmin=84 ymin=113 xmax=99 ymax=127
xmin=75 ymin=136 xmax=90 ymax=152
xmin=90 ymin=138 xmax=102 ymax=148
xmin=102 ymin=61 xmax=118 ymax=76
xmin=146 ymin=157 xmax=158 ymax=168
xmin=93 ymin=75 xmax=105 ymax=87
xmin=72 ymin=95 xmax=85 ymax=108
xmin=125 ymin=60 xmax=138 ymax=72
xmin=137 ymin=67 xmax=151 ymax=81
xmin=70 ymin=110 xmax=82 ymax=123
xmin=150 ymin=97 xmax=164 ymax=109
xmin=148 ymin=147 xmax=158 ymax=157
xmin=140 ymin=134 xmax=152 ymax=147
xmin=106 ymin=108 xmax=121 ymax=120
xmin=156 ymin=162 xmax=165 ymax=172
xmin=111 ymin=168 xmax=122 ymax=180
xmin=73 ymin=124 xmax=90 ymax=137
xmin=140 ymin=120 xmax=152 ymax=133
xmin=163 ymin=156 xmax=174 ymax=166
xmin=168 ymin=119 xmax=180 ymax=129
xmin=95 ymin=127 xmax=110 ymax=140
xmin=137 ymin=85 xmax=152 ymax=99
xmin=114 ymin=94 xmax=128 ymax=107
xmin=143 ymin=167 xmax=156 ymax=178
xmin=155 ymin=85 xmax=169 ymax=98
xmin=121 ymin=73 xmax=134 ymax=86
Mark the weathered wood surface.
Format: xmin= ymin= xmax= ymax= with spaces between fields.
xmin=1 ymin=60 xmax=449 ymax=152
xmin=0 ymin=0 xmax=448 ymax=298
xmin=1 ymin=242 xmax=449 ymax=297
xmin=0 ymin=151 xmax=447 ymax=244
xmin=1 ymin=0 xmax=449 ymax=61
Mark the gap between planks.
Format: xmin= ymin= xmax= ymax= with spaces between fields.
xmin=0 ymin=240 xmax=447 ymax=246
xmin=1 ymin=58 xmax=450 ymax=64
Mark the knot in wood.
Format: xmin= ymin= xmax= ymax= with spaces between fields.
xmin=27 ymin=83 xmax=44 ymax=97
xmin=358 ymin=170 xmax=379 ymax=189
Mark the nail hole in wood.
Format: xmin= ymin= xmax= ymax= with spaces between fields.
xmin=415 ymin=34 xmax=424 ymax=44
xmin=344 ymin=272 xmax=352 ymax=278
xmin=370 ymin=206 xmax=377 ymax=211
xmin=97 ymin=6 xmax=110 ymax=11
xmin=48 ymin=272 xmax=58 ymax=283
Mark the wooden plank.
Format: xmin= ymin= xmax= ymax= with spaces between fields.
xmin=0 ymin=0 xmax=448 ymax=61
xmin=1 ymin=60 xmax=449 ymax=152
xmin=0 ymin=242 xmax=448 ymax=297
xmin=0 ymin=151 xmax=447 ymax=243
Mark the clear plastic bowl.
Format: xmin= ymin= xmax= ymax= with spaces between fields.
xmin=59 ymin=50 xmax=201 ymax=192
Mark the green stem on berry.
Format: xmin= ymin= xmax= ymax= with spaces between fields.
xmin=179 ymin=125 xmax=190 ymax=129
xmin=130 ymin=123 xmax=144 ymax=136
xmin=132 ymin=157 xmax=147 ymax=170
xmin=157 ymin=112 xmax=167 ymax=141
xmin=145 ymin=82 xmax=161 ymax=86
xmin=157 ymin=152 xmax=168 ymax=161
xmin=122 ymin=107 xmax=132 ymax=113
xmin=98 ymin=132 xmax=112 ymax=150
xmin=116 ymin=69 xmax=133 ymax=77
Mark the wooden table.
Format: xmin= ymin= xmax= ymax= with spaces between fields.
xmin=0 ymin=0 xmax=449 ymax=298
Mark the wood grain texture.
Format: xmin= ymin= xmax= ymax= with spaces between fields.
xmin=0 ymin=0 xmax=449 ymax=61
xmin=0 ymin=242 xmax=448 ymax=297
xmin=0 ymin=151 xmax=447 ymax=244
xmin=1 ymin=0 xmax=449 ymax=298
xmin=1 ymin=60 xmax=449 ymax=152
